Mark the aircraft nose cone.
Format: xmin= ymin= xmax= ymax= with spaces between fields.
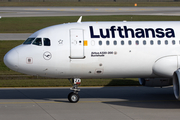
xmin=4 ymin=49 xmax=19 ymax=72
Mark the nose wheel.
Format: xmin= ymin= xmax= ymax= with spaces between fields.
xmin=68 ymin=92 xmax=79 ymax=103
xmin=68 ymin=78 xmax=81 ymax=103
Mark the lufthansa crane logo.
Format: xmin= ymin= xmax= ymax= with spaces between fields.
xmin=43 ymin=51 xmax=52 ymax=60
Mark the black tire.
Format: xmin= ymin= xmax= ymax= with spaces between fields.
xmin=68 ymin=92 xmax=79 ymax=103
xmin=68 ymin=92 xmax=73 ymax=102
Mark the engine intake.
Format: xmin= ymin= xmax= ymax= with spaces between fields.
xmin=173 ymin=69 xmax=180 ymax=100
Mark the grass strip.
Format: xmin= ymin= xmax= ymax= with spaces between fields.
xmin=0 ymin=2 xmax=180 ymax=7
xmin=0 ymin=76 xmax=139 ymax=87
xmin=1 ymin=15 xmax=180 ymax=33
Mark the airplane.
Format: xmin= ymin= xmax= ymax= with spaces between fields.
xmin=3 ymin=16 xmax=180 ymax=103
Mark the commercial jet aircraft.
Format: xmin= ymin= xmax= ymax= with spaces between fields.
xmin=3 ymin=16 xmax=180 ymax=103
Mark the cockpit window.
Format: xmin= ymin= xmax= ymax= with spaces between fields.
xmin=32 ymin=38 xmax=42 ymax=46
xmin=44 ymin=38 xmax=51 ymax=46
xmin=23 ymin=38 xmax=35 ymax=44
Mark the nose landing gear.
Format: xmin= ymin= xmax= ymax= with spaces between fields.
xmin=68 ymin=78 xmax=81 ymax=103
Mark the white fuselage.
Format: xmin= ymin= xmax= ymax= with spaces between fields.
xmin=4 ymin=21 xmax=180 ymax=79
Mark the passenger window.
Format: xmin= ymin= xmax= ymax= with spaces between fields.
xmin=23 ymin=38 xmax=35 ymax=44
xmin=44 ymin=38 xmax=51 ymax=46
xmin=157 ymin=40 xmax=161 ymax=45
xmin=150 ymin=40 xmax=154 ymax=45
xmin=128 ymin=40 xmax=132 ymax=45
xmin=113 ymin=40 xmax=117 ymax=45
xmin=32 ymin=38 xmax=42 ymax=46
xmin=99 ymin=41 xmax=102 ymax=46
xmin=91 ymin=40 xmax=95 ymax=46
xmin=165 ymin=40 xmax=168 ymax=45
xmin=121 ymin=40 xmax=124 ymax=45
xmin=172 ymin=40 xmax=175 ymax=45
xmin=143 ymin=40 xmax=146 ymax=45
xmin=135 ymin=40 xmax=139 ymax=45
xmin=106 ymin=41 xmax=110 ymax=45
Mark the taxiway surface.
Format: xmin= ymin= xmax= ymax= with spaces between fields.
xmin=0 ymin=7 xmax=180 ymax=17
xmin=0 ymin=86 xmax=180 ymax=120
xmin=1 ymin=7 xmax=180 ymax=40
xmin=0 ymin=33 xmax=31 ymax=40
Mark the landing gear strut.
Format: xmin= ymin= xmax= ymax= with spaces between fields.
xmin=68 ymin=78 xmax=81 ymax=103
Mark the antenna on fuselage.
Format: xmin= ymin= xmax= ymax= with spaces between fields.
xmin=77 ymin=16 xmax=82 ymax=23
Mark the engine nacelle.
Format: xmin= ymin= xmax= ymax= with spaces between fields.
xmin=173 ymin=69 xmax=180 ymax=100
xmin=153 ymin=56 xmax=178 ymax=77
xmin=139 ymin=78 xmax=172 ymax=87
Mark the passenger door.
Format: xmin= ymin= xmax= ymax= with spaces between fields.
xmin=70 ymin=29 xmax=85 ymax=59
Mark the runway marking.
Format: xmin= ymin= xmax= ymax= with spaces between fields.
xmin=0 ymin=100 xmax=178 ymax=104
